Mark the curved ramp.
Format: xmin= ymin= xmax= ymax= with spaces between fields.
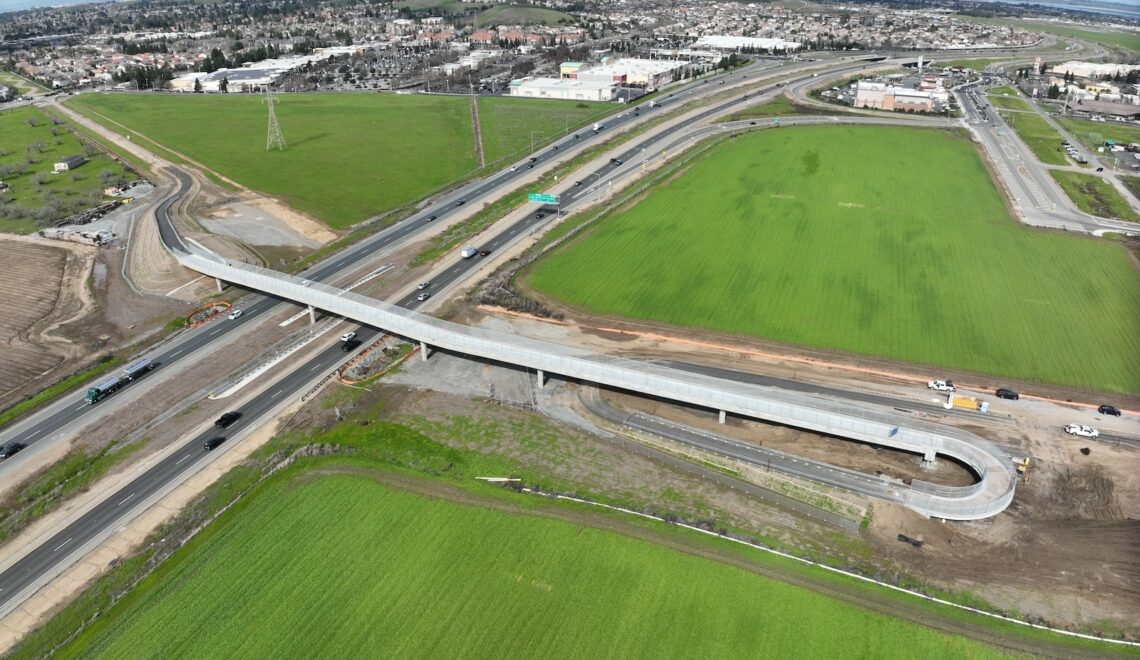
xmin=172 ymin=245 xmax=1016 ymax=520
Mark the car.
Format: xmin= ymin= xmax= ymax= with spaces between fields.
xmin=300 ymin=280 xmax=311 ymax=287
xmin=340 ymin=331 xmax=356 ymax=342
xmin=416 ymin=293 xmax=431 ymax=302
xmin=204 ymin=437 xmax=226 ymax=451
xmin=527 ymin=163 xmax=534 ymax=168
xmin=749 ymin=121 xmax=757 ymax=125
xmin=528 ymin=157 xmax=537 ymax=163
xmin=552 ymin=145 xmax=558 ymax=150
xmin=927 ymin=380 xmax=955 ymax=393
xmin=215 ymin=411 xmax=242 ymax=428
xmin=1 ymin=442 xmax=27 ymax=459
xmin=612 ymin=159 xmax=623 ymax=166
xmin=228 ymin=309 xmax=243 ymax=320
xmin=995 ymin=388 xmax=1019 ymax=400
xmin=573 ymin=133 xmax=579 ymax=139
xmin=536 ymin=212 xmax=544 ymax=219
xmin=510 ymin=165 xmax=518 ymax=172
xmin=428 ymin=214 xmax=437 ymax=221
xmin=1063 ymin=424 xmax=1099 ymax=439
xmin=341 ymin=338 xmax=362 ymax=352
xmin=1096 ymin=167 xmax=1104 ymax=172
xmin=574 ymin=181 xmax=583 ymax=186
xmin=455 ymin=200 xmax=466 ymax=206
xmin=1098 ymin=404 xmax=1122 ymax=417
xmin=479 ymin=249 xmax=491 ymax=257
xmin=417 ymin=282 xmax=431 ymax=290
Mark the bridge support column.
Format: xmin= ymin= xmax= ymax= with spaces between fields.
xmin=420 ymin=341 xmax=430 ymax=361
xmin=718 ymin=410 xmax=726 ymax=424
xmin=923 ymin=449 xmax=937 ymax=463
xmin=307 ymin=305 xmax=316 ymax=325
xmin=536 ymin=369 xmax=545 ymax=388
xmin=215 ymin=277 xmax=224 ymax=293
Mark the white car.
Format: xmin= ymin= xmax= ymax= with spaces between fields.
xmin=228 ymin=309 xmax=243 ymax=320
xmin=1063 ymin=424 xmax=1099 ymax=439
xmin=927 ymin=380 xmax=955 ymax=393
xmin=340 ymin=331 xmax=356 ymax=342
xmin=416 ymin=293 xmax=431 ymax=302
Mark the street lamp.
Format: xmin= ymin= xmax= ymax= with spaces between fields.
xmin=530 ymin=130 xmax=542 ymax=152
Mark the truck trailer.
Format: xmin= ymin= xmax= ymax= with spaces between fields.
xmin=85 ymin=358 xmax=156 ymax=404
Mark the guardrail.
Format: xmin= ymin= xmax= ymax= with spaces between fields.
xmin=172 ymin=244 xmax=1016 ymax=521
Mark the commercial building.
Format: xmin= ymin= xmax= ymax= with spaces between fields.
xmin=853 ymin=81 xmax=936 ymax=112
xmin=1051 ymin=61 xmax=1140 ymax=79
xmin=574 ymin=57 xmax=692 ymax=91
xmin=508 ymin=77 xmax=616 ymax=102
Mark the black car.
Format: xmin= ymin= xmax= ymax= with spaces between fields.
xmin=573 ymin=134 xmax=579 ymax=139
xmin=995 ymin=388 xmax=1019 ymax=400
xmin=536 ymin=213 xmax=544 ymax=219
xmin=574 ymin=181 xmax=583 ymax=186
xmin=455 ymin=200 xmax=466 ymax=206
xmin=428 ymin=215 xmax=437 ymax=221
xmin=204 ymin=437 xmax=226 ymax=451
xmin=341 ymin=338 xmax=362 ymax=352
xmin=1 ymin=442 xmax=27 ymax=459
xmin=215 ymin=411 xmax=242 ymax=428
xmin=479 ymin=249 xmax=491 ymax=257
xmin=1098 ymin=404 xmax=1122 ymax=417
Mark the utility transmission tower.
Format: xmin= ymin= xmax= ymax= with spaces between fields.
xmin=264 ymin=86 xmax=286 ymax=151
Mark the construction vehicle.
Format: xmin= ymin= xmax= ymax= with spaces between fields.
xmin=84 ymin=358 xmax=156 ymax=404
xmin=1012 ymin=457 xmax=1031 ymax=482
xmin=949 ymin=394 xmax=988 ymax=413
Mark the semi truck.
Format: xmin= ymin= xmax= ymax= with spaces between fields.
xmin=592 ymin=122 xmax=603 ymax=132
xmin=84 ymin=358 xmax=156 ymax=404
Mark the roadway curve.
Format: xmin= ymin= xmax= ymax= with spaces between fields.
xmin=160 ymin=175 xmax=1017 ymax=521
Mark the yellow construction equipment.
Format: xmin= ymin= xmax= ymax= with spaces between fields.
xmin=1012 ymin=457 xmax=1032 ymax=482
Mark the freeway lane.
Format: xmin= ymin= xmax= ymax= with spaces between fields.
xmin=0 ymin=325 xmax=383 ymax=618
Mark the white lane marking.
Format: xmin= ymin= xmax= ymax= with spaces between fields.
xmin=53 ymin=538 xmax=73 ymax=552
xmin=271 ymin=390 xmax=283 ymax=400
xmin=175 ymin=454 xmax=191 ymax=465
xmin=118 ymin=493 xmax=136 ymax=506
xmin=75 ymin=404 xmax=88 ymax=411
xmin=208 ymin=329 xmax=222 ymax=336
xmin=24 ymin=429 xmax=41 ymax=439
xmin=169 ymin=350 xmax=182 ymax=357
xmin=310 ymin=364 xmax=321 ymax=371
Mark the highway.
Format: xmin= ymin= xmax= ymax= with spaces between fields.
xmin=0 ymin=52 xmax=1044 ymax=618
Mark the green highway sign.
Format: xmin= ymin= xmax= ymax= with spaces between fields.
xmin=528 ymin=192 xmax=559 ymax=204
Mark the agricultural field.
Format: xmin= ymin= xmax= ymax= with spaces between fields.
xmin=0 ymin=106 xmax=135 ymax=234
xmin=1049 ymin=170 xmax=1140 ymax=222
xmin=527 ymin=125 xmax=1140 ymax=394
xmin=59 ymin=471 xmax=1008 ymax=659
xmin=998 ymin=110 xmax=1068 ymax=165
xmin=68 ymin=93 xmax=614 ymax=230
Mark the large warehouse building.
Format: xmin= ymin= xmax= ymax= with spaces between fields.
xmin=508 ymin=77 xmax=617 ymax=101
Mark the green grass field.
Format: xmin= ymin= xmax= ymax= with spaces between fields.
xmin=60 ymin=471 xmax=1007 ymax=658
xmin=0 ymin=106 xmax=134 ymax=233
xmin=986 ymin=87 xmax=1032 ymax=112
xmin=960 ymin=17 xmax=1140 ymax=53
xmin=477 ymin=4 xmax=574 ymax=25
xmin=528 ymin=125 xmax=1140 ymax=394
xmin=67 ymin=93 xmax=614 ymax=229
xmin=999 ymin=110 xmax=1068 ymax=166
xmin=936 ymin=58 xmax=1009 ymax=71
xmin=1050 ymin=170 xmax=1140 ymax=222
xmin=476 ymin=96 xmax=611 ymax=166
xmin=1123 ymin=176 xmax=1140 ymax=201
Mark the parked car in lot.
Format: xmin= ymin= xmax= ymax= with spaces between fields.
xmin=340 ymin=331 xmax=356 ymax=342
xmin=214 ymin=411 xmax=242 ymax=428
xmin=927 ymin=380 xmax=955 ymax=392
xmin=995 ymin=388 xmax=1019 ymax=400
xmin=228 ymin=309 xmax=243 ymax=320
xmin=1098 ymin=404 xmax=1122 ymax=417
xmin=1 ymin=442 xmax=27 ymax=459
xmin=204 ymin=437 xmax=226 ymax=451
xmin=1063 ymin=424 xmax=1099 ymax=438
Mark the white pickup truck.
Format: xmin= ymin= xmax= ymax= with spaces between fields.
xmin=927 ymin=380 xmax=955 ymax=393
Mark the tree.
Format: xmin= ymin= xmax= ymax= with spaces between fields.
xmin=1038 ymin=60 xmax=1047 ymax=75
xmin=193 ymin=77 xmax=202 ymax=93
xmin=219 ymin=77 xmax=229 ymax=93
xmin=1047 ymin=84 xmax=1061 ymax=100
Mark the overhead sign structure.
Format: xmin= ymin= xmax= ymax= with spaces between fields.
xmin=528 ymin=192 xmax=559 ymax=204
